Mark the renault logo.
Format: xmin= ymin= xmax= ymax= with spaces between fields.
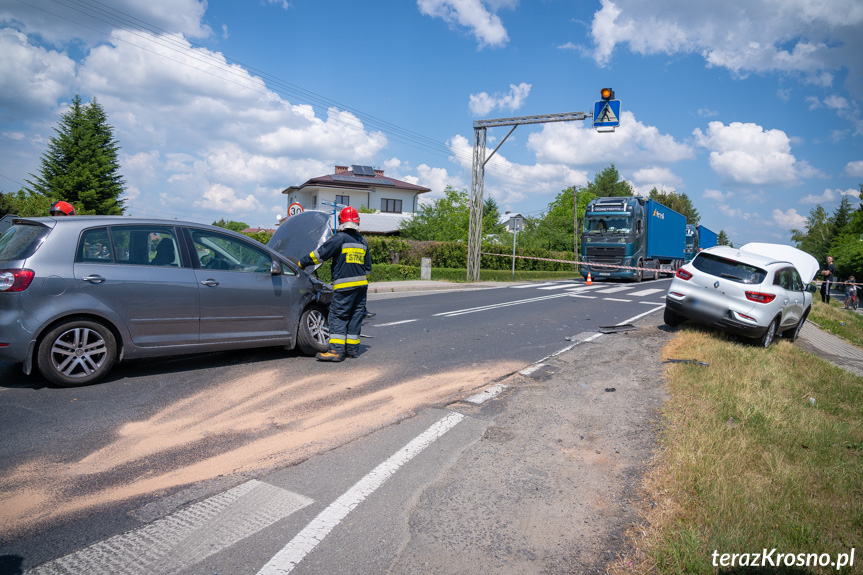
xmin=714 ymin=281 xmax=720 ymax=289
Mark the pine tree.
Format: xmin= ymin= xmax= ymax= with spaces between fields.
xmin=717 ymin=230 xmax=730 ymax=246
xmin=583 ymin=164 xmax=633 ymax=198
xmin=648 ymin=188 xmax=700 ymax=225
xmin=25 ymin=95 xmax=125 ymax=215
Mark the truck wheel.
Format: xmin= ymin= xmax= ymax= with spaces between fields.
xmin=36 ymin=319 xmax=117 ymax=387
xmin=636 ymin=260 xmax=643 ymax=283
xmin=653 ymin=264 xmax=660 ymax=281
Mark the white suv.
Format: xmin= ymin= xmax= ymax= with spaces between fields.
xmin=664 ymin=243 xmax=819 ymax=347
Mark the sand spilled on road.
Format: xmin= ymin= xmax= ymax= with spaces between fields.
xmin=0 ymin=360 xmax=522 ymax=537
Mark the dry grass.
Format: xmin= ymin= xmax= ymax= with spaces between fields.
xmin=610 ymin=326 xmax=863 ymax=574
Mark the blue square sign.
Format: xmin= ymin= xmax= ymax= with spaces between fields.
xmin=593 ymin=100 xmax=621 ymax=128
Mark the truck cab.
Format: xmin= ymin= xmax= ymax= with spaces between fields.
xmin=580 ymin=196 xmax=685 ymax=282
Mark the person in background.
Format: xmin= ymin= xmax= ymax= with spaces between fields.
xmin=299 ymin=206 xmax=372 ymax=361
xmin=48 ymin=201 xmax=75 ymax=216
xmin=845 ymin=276 xmax=857 ymax=310
xmin=820 ymin=255 xmax=835 ymax=304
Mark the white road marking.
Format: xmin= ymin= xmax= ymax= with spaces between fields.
xmin=373 ymin=319 xmax=418 ymax=327
xmin=519 ymin=363 xmax=547 ymax=376
xmin=257 ymin=412 xmax=465 ymax=575
xmin=509 ymin=282 xmax=556 ymax=289
xmin=435 ymin=292 xmax=574 ymax=317
xmin=568 ymin=294 xmax=597 ymax=299
xmin=628 ymin=288 xmax=663 ymax=297
xmin=30 ymin=480 xmax=312 ymax=575
xmin=640 ymin=301 xmax=664 ymax=305
xmin=594 ymin=286 xmax=633 ymax=294
xmin=537 ymin=283 xmax=581 ymax=290
xmin=603 ymin=297 xmax=632 ymax=302
xmin=464 ymin=384 xmax=508 ymax=404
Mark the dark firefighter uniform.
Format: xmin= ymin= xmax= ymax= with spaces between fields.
xmin=300 ymin=228 xmax=372 ymax=360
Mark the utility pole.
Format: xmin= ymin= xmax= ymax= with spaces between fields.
xmin=573 ymin=186 xmax=579 ymax=274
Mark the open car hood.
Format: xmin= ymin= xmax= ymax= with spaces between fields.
xmin=267 ymin=211 xmax=333 ymax=272
xmin=740 ymin=242 xmax=819 ymax=284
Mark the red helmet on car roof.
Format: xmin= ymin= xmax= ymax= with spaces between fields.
xmin=49 ymin=201 xmax=76 ymax=216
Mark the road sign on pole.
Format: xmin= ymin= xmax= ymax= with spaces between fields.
xmin=593 ymin=100 xmax=621 ymax=130
xmin=288 ymin=202 xmax=304 ymax=217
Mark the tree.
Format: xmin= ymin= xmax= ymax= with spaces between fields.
xmin=399 ymin=187 xmax=504 ymax=241
xmin=717 ymin=230 xmax=730 ymax=246
xmin=649 ymin=188 xmax=700 ymax=224
xmin=213 ymin=219 xmax=250 ymax=232
xmin=582 ymin=164 xmax=632 ymax=198
xmin=519 ymin=186 xmax=596 ymax=252
xmin=25 ymin=95 xmax=125 ymax=215
xmin=791 ymin=205 xmax=833 ymax=265
xmin=831 ymin=196 xmax=853 ymax=237
xmin=0 ymin=192 xmax=15 ymax=217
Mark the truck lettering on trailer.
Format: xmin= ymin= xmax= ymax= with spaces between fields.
xmin=652 ymin=209 xmax=665 ymax=220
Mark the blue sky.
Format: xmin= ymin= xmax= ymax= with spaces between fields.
xmin=1 ymin=0 xmax=861 ymax=246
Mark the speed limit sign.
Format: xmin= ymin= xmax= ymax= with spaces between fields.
xmin=288 ymin=202 xmax=304 ymax=217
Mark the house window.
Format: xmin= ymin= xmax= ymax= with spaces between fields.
xmin=381 ymin=198 xmax=402 ymax=213
xmin=336 ymin=195 xmax=350 ymax=207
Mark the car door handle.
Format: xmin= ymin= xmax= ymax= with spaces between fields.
xmin=200 ymin=279 xmax=219 ymax=287
xmin=82 ymin=274 xmax=106 ymax=284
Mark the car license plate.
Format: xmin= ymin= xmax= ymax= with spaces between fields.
xmin=689 ymin=298 xmax=725 ymax=318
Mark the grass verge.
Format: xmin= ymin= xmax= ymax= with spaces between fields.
xmin=613 ymin=326 xmax=863 ymax=574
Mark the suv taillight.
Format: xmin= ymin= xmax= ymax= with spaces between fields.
xmin=0 ymin=269 xmax=35 ymax=292
xmin=676 ymin=268 xmax=692 ymax=280
xmin=745 ymin=291 xmax=776 ymax=304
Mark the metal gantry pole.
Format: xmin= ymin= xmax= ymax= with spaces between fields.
xmin=467 ymin=127 xmax=487 ymax=282
xmin=466 ymin=111 xmax=590 ymax=283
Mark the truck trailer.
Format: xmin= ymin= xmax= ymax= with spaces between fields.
xmin=684 ymin=224 xmax=719 ymax=261
xmin=580 ymin=196 xmax=687 ymax=282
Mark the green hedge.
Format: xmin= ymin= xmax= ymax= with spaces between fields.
xmin=309 ymin=262 xmax=578 ymax=284
xmin=365 ymin=237 xmax=575 ymax=271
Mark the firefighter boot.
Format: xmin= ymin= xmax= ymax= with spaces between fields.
xmin=316 ymin=349 xmax=345 ymax=362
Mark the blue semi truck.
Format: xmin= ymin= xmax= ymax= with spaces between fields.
xmin=580 ymin=196 xmax=687 ymax=282
xmin=684 ymin=224 xmax=718 ymax=261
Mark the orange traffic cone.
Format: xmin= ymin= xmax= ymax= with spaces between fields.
xmin=586 ymin=271 xmax=593 ymax=285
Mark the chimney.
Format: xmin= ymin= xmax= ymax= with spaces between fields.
xmin=374 ymin=169 xmax=384 ymax=176
xmin=335 ymin=165 xmax=349 ymax=174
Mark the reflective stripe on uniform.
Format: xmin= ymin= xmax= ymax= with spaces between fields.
xmin=333 ymin=275 xmax=368 ymax=289
xmin=329 ymin=336 xmax=346 ymax=345
xmin=309 ymin=250 xmax=321 ymax=265
xmin=346 ymin=335 xmax=360 ymax=345
xmin=342 ymin=243 xmax=366 ymax=251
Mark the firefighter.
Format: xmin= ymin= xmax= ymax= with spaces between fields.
xmin=299 ymin=206 xmax=371 ymax=361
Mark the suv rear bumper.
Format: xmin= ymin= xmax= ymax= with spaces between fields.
xmin=665 ymin=298 xmax=768 ymax=339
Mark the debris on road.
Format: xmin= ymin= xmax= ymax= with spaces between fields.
xmin=663 ymin=358 xmax=709 ymax=366
xmin=599 ymin=324 xmax=637 ymax=334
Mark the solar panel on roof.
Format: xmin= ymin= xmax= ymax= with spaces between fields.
xmin=331 ymin=175 xmax=396 ymax=186
xmin=351 ymin=165 xmax=375 ymax=176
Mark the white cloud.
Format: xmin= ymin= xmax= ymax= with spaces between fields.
xmin=697 ymin=108 xmax=719 ymax=118
xmin=846 ymin=161 xmax=863 ymax=177
xmin=630 ymin=166 xmax=681 ymax=196
xmin=417 ymin=0 xmax=510 ymax=47
xmin=703 ymin=188 xmax=732 ymax=202
xmin=717 ymin=204 xmax=754 ymax=220
xmin=468 ymin=82 xmax=531 ymax=116
xmin=0 ymin=0 xmax=211 ymax=45
xmin=0 ymin=29 xmax=76 ymax=120
xmin=587 ymin=0 xmax=863 ymax=98
xmin=528 ymin=110 xmax=693 ymax=166
xmin=194 ymin=183 xmax=265 ymax=212
xmin=773 ymin=208 xmax=807 ymax=229
xmin=693 ymin=121 xmax=816 ymax=186
xmin=800 ymin=188 xmax=840 ymax=204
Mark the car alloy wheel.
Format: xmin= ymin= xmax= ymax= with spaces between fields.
xmin=758 ymin=318 xmax=778 ymax=348
xmin=296 ymin=306 xmax=330 ymax=355
xmin=37 ymin=320 xmax=117 ymax=387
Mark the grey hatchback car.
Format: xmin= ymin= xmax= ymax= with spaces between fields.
xmin=0 ymin=216 xmax=332 ymax=386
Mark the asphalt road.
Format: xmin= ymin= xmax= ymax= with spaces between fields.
xmin=0 ymin=277 xmax=672 ymax=574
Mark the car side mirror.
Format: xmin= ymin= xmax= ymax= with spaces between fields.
xmin=806 ymin=283 xmax=818 ymax=293
xmin=270 ymin=259 xmax=282 ymax=275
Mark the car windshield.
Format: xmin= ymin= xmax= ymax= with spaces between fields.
xmin=585 ymin=217 xmax=632 ymax=234
xmin=0 ymin=223 xmax=50 ymax=262
xmin=692 ymin=252 xmax=767 ymax=285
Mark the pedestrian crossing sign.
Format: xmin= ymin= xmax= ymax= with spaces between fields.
xmin=593 ymin=100 xmax=621 ymax=130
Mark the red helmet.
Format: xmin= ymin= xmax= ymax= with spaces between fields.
xmin=338 ymin=206 xmax=360 ymax=225
xmin=49 ymin=201 xmax=76 ymax=216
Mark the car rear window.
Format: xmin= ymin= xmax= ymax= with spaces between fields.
xmin=0 ymin=223 xmax=50 ymax=262
xmin=692 ymin=252 xmax=767 ymax=285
